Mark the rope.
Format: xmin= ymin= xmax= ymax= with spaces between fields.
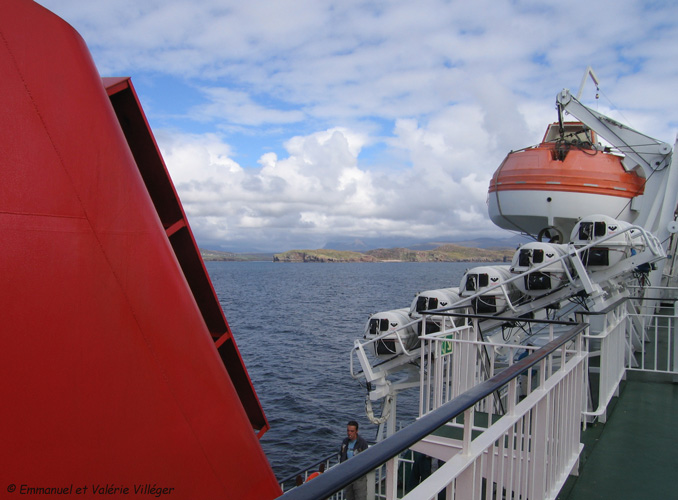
xmin=365 ymin=394 xmax=393 ymax=425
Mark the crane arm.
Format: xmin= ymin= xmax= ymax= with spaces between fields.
xmin=556 ymin=89 xmax=672 ymax=176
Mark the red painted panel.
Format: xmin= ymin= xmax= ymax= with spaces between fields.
xmin=0 ymin=1 xmax=281 ymax=498
xmin=103 ymin=76 xmax=269 ymax=435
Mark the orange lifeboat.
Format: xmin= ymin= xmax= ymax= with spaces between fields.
xmin=488 ymin=122 xmax=646 ymax=241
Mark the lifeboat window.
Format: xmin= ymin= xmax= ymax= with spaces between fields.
xmin=417 ymin=296 xmax=440 ymax=312
xmin=579 ymin=222 xmax=593 ymax=240
xmin=518 ymin=249 xmax=531 ymax=267
xmin=579 ymin=221 xmax=607 ymax=240
xmin=533 ymin=249 xmax=544 ymax=263
xmin=595 ymin=221 xmax=606 ymax=236
xmin=368 ymin=318 xmax=391 ymax=335
xmin=465 ymin=273 xmax=489 ymax=291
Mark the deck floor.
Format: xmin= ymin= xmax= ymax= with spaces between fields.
xmin=558 ymin=375 xmax=678 ymax=499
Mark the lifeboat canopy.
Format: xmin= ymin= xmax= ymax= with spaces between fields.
xmin=570 ymin=214 xmax=645 ymax=270
xmin=364 ymin=308 xmax=418 ymax=357
xmin=510 ymin=242 xmax=572 ymax=296
xmin=460 ymin=265 xmax=522 ymax=314
xmin=488 ymin=122 xmax=646 ymax=241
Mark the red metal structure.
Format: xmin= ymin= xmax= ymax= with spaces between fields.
xmin=1 ymin=1 xmax=281 ymax=497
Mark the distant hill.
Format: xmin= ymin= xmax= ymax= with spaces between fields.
xmin=273 ymin=249 xmax=378 ymax=263
xmin=200 ymin=249 xmax=274 ymax=261
xmin=410 ymin=235 xmax=530 ymax=250
xmin=323 ymin=234 xmax=530 ymax=251
xmin=273 ymin=244 xmax=513 ymax=263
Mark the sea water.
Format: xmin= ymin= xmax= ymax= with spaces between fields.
xmin=207 ymin=261 xmax=488 ymax=481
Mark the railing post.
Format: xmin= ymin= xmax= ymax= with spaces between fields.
xmin=434 ymin=332 xmax=443 ymax=410
xmin=385 ymin=457 xmax=397 ymax=500
xmin=456 ymin=463 xmax=476 ymax=499
xmin=462 ymin=407 xmax=474 ymax=455
xmin=532 ymin=390 xmax=550 ymax=499
xmin=673 ymin=302 xmax=678 ymax=378
xmin=507 ymin=377 xmax=517 ymax=416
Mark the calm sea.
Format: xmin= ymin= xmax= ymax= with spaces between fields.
xmin=206 ymin=261 xmax=493 ymax=481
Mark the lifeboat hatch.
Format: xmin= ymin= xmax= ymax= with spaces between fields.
xmin=465 ymin=273 xmax=489 ymax=291
xmin=369 ymin=317 xmax=390 ymax=335
xmin=582 ymin=247 xmax=610 ymax=266
xmin=519 ymin=248 xmax=545 ymax=266
xmin=416 ymin=295 xmax=439 ymax=312
xmin=542 ymin=122 xmax=596 ymax=145
xmin=578 ymin=221 xmax=607 ymax=240
xmin=376 ymin=340 xmax=398 ymax=355
xmin=473 ymin=296 xmax=497 ymax=314
xmin=525 ymin=272 xmax=552 ymax=291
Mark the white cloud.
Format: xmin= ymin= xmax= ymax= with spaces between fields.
xmin=192 ymin=88 xmax=306 ymax=127
xmin=35 ymin=0 xmax=678 ymax=251
xmin=157 ymin=119 xmax=504 ymax=250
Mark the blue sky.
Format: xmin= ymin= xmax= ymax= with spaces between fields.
xmin=36 ymin=0 xmax=678 ymax=252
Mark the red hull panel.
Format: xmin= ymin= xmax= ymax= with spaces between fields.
xmin=0 ymin=1 xmax=281 ymax=498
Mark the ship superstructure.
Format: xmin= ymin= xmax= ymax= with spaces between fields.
xmin=1 ymin=2 xmax=281 ymax=498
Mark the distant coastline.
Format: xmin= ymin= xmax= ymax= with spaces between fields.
xmin=200 ymin=249 xmax=274 ymax=262
xmin=201 ymin=244 xmax=513 ymax=263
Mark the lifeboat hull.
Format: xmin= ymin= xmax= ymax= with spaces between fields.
xmin=488 ymin=139 xmax=645 ymax=239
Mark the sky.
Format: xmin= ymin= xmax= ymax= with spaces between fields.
xmin=36 ymin=0 xmax=678 ymax=253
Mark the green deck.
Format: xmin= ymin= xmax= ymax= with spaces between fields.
xmin=558 ymin=374 xmax=678 ymax=500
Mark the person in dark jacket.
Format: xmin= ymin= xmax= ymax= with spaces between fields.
xmin=339 ymin=420 xmax=369 ymax=500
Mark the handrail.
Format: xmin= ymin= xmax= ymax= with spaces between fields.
xmin=276 ymin=322 xmax=588 ymax=500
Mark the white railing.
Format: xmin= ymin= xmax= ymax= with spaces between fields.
xmin=626 ymin=292 xmax=678 ymax=375
xmin=391 ymin=320 xmax=588 ymax=500
xmin=579 ymin=298 xmax=628 ymax=423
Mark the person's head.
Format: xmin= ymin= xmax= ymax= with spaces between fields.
xmin=346 ymin=420 xmax=359 ymax=440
